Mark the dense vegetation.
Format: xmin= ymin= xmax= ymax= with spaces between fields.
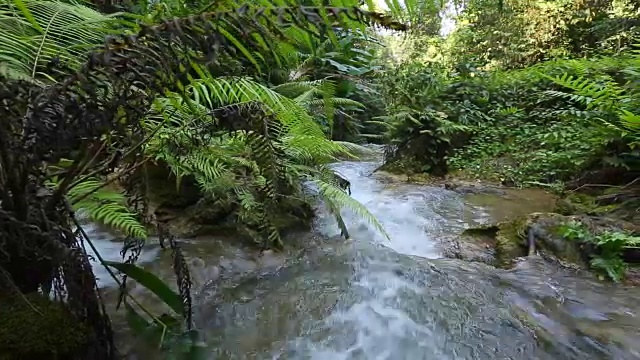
xmin=0 ymin=0 xmax=639 ymax=358
xmin=377 ymin=0 xmax=639 ymax=188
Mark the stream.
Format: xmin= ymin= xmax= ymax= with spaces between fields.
xmin=91 ymin=153 xmax=640 ymax=359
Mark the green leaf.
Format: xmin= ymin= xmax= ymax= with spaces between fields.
xmin=105 ymin=261 xmax=184 ymax=315
xmin=13 ymin=0 xmax=43 ymax=33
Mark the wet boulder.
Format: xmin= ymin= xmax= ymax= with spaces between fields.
xmin=443 ymin=225 xmax=497 ymax=265
xmin=444 ymin=217 xmax=532 ymax=268
xmin=453 ymin=216 xmax=532 ymax=268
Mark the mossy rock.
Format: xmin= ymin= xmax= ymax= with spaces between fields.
xmin=555 ymin=193 xmax=597 ymax=215
xmin=493 ymin=213 xmax=590 ymax=268
xmin=462 ymin=212 xmax=640 ymax=274
xmin=376 ymin=159 xmax=418 ymax=175
xmin=528 ymin=213 xmax=589 ymax=267
xmin=165 ymin=196 xmax=315 ymax=246
xmin=494 ymin=216 xmax=529 ymax=268
xmin=0 ymin=293 xmax=89 ymax=360
xmin=144 ymin=161 xmax=202 ymax=209
xmin=463 ymin=213 xmax=590 ymax=269
xmin=460 ymin=219 xmax=528 ymax=268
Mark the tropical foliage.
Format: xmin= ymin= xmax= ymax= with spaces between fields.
xmin=0 ymin=0 xmax=408 ymax=358
xmin=561 ymin=220 xmax=640 ymax=282
xmin=376 ymin=0 xmax=639 ymax=189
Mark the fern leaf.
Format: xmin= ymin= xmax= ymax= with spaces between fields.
xmin=313 ymin=179 xmax=390 ymax=241
xmin=67 ymin=178 xmax=147 ymax=239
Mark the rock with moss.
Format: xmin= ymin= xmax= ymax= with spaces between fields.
xmin=523 ymin=213 xmax=590 ymax=267
xmin=161 ymin=196 xmax=315 ymax=244
xmin=143 ymin=159 xmax=316 ymax=244
xmin=457 ymin=212 xmax=640 ymax=271
xmin=0 ymin=293 xmax=89 ymax=360
xmin=447 ymin=217 xmax=532 ymax=268
xmin=493 ymin=216 xmax=530 ymax=268
xmin=456 ymin=216 xmax=537 ymax=268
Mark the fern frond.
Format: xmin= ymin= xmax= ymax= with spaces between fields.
xmin=544 ymin=73 xmax=624 ymax=111
xmin=187 ymin=75 xmax=325 ymax=137
xmin=272 ymin=79 xmax=330 ymax=97
xmin=332 ymin=141 xmax=377 ymax=158
xmin=66 ymin=178 xmax=147 ymax=239
xmin=281 ymin=135 xmax=353 ymax=163
xmin=273 ymin=78 xmax=342 ymax=124
xmin=306 ymin=97 xmax=365 ymax=108
xmin=312 ymin=178 xmax=390 ymax=241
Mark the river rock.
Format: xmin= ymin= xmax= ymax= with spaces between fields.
xmin=442 ymin=227 xmax=496 ymax=265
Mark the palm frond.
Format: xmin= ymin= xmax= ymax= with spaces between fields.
xmin=0 ymin=0 xmax=124 ymax=83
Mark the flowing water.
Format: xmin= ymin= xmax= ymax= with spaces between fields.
xmin=92 ymin=153 xmax=640 ymax=359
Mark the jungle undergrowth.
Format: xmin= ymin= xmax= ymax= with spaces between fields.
xmin=560 ymin=221 xmax=640 ymax=282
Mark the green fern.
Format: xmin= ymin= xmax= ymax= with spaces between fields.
xmin=545 ymin=62 xmax=640 ymax=144
xmin=313 ymin=178 xmax=390 ymax=241
xmin=188 ymin=74 xmax=326 ymax=138
xmin=66 ymin=179 xmax=147 ymax=239
xmin=143 ymin=69 xmax=389 ymax=247
xmin=544 ymin=73 xmax=624 ymax=111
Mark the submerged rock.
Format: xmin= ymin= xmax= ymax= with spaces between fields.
xmin=443 ymin=180 xmax=508 ymax=196
xmin=499 ymin=256 xmax=640 ymax=357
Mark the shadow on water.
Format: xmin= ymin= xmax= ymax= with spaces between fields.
xmin=90 ymin=153 xmax=640 ymax=359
